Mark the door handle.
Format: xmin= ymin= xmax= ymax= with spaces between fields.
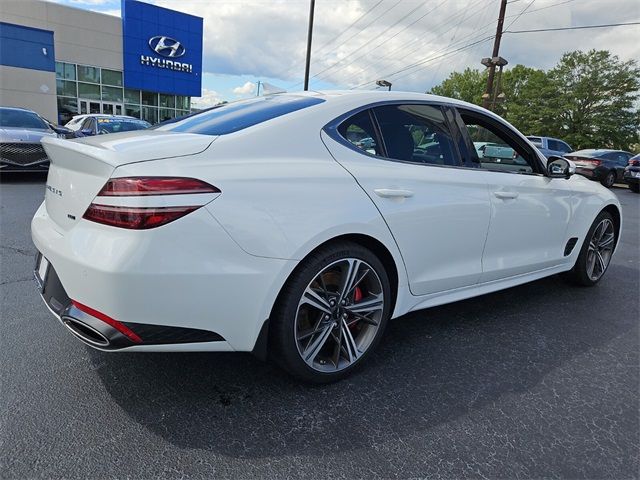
xmin=374 ymin=188 xmax=414 ymax=199
xmin=493 ymin=191 xmax=519 ymax=200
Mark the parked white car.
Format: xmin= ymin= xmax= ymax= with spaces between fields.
xmin=32 ymin=91 xmax=622 ymax=383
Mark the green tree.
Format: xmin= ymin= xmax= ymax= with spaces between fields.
xmin=547 ymin=50 xmax=640 ymax=150
xmin=430 ymin=67 xmax=486 ymax=105
xmin=429 ymin=50 xmax=640 ymax=151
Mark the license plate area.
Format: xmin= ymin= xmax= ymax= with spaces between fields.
xmin=34 ymin=253 xmax=50 ymax=291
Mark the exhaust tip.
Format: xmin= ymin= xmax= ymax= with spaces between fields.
xmin=62 ymin=317 xmax=110 ymax=347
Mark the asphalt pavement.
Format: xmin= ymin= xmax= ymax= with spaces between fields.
xmin=1 ymin=173 xmax=638 ymax=479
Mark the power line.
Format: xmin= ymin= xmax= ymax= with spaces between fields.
xmin=285 ymin=0 xmax=404 ymax=87
xmin=312 ymin=0 xmax=448 ymax=82
xmin=312 ymin=0 xmax=385 ymax=55
xmin=338 ymin=0 xmax=493 ymax=86
xmin=505 ymin=22 xmax=640 ymax=33
xmin=351 ymin=34 xmax=496 ymax=89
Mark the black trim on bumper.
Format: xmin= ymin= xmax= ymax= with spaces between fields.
xmin=35 ymin=257 xmax=226 ymax=349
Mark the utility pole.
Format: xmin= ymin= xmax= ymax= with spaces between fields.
xmin=303 ymin=0 xmax=316 ymax=91
xmin=482 ymin=0 xmax=508 ymax=110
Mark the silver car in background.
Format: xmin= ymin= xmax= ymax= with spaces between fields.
xmin=0 ymin=107 xmax=57 ymax=172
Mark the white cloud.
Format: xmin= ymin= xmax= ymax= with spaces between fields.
xmin=145 ymin=0 xmax=640 ymax=93
xmin=232 ymin=81 xmax=257 ymax=96
xmin=192 ymin=88 xmax=223 ymax=108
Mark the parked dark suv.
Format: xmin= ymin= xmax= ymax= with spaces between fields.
xmin=623 ymin=153 xmax=640 ymax=193
xmin=565 ymin=149 xmax=634 ymax=188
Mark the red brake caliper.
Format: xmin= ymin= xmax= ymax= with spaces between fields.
xmin=349 ymin=287 xmax=363 ymax=331
xmin=354 ymin=286 xmax=363 ymax=302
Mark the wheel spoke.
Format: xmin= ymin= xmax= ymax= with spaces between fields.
xmin=595 ymin=251 xmax=607 ymax=276
xmin=348 ymin=311 xmax=380 ymax=327
xmin=586 ymin=251 xmax=597 ymax=278
xmin=338 ymin=259 xmax=362 ymax=302
xmin=301 ymin=286 xmax=331 ymax=314
xmin=303 ymin=324 xmax=333 ymax=362
xmin=340 ymin=319 xmax=360 ymax=363
xmin=346 ymin=293 xmax=384 ymax=315
xmin=599 ymin=233 xmax=615 ymax=249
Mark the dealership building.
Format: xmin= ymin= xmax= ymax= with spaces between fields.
xmin=0 ymin=0 xmax=203 ymax=125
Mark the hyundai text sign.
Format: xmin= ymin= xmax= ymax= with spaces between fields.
xmin=121 ymin=0 xmax=203 ymax=96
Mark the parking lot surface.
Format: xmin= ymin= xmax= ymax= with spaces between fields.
xmin=1 ymin=174 xmax=638 ymax=479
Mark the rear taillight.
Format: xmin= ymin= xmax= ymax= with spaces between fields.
xmin=586 ymin=159 xmax=602 ymax=166
xmin=98 ymin=177 xmax=220 ymax=196
xmin=83 ymin=176 xmax=220 ymax=229
xmin=629 ymin=159 xmax=640 ymax=166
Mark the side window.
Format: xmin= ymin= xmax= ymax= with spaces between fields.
xmin=81 ymin=118 xmax=94 ymax=131
xmin=337 ymin=109 xmax=382 ymax=156
xmin=459 ymin=112 xmax=536 ymax=174
xmin=373 ymin=104 xmax=459 ymax=166
xmin=547 ymin=139 xmax=562 ymax=152
xmin=559 ymin=141 xmax=571 ymax=153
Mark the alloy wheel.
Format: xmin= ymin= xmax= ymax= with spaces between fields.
xmin=586 ymin=218 xmax=615 ymax=281
xmin=294 ymin=258 xmax=384 ymax=372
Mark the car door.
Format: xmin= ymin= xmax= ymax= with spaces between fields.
xmin=321 ymin=103 xmax=491 ymax=296
xmin=605 ymin=152 xmax=632 ymax=182
xmin=456 ymin=108 xmax=573 ymax=282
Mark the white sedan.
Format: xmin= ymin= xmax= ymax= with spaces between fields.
xmin=32 ymin=91 xmax=622 ymax=383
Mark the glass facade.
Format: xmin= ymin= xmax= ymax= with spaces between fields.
xmin=55 ymin=61 xmax=192 ymax=125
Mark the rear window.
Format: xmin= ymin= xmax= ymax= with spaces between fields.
xmin=0 ymin=109 xmax=48 ymax=130
xmin=154 ymin=95 xmax=325 ymax=136
xmin=96 ymin=118 xmax=151 ymax=134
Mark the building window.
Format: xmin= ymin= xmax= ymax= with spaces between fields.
xmin=142 ymin=91 xmax=158 ymax=106
xmin=78 ymin=65 xmax=100 ymax=84
xmin=56 ymin=79 xmax=77 ymax=97
xmin=55 ymin=62 xmax=76 ymax=81
xmin=159 ymin=108 xmax=175 ymax=122
xmin=57 ymin=97 xmax=78 ymax=125
xmin=101 ymin=69 xmax=122 ymax=87
xmin=125 ymin=104 xmax=141 ymax=119
xmin=142 ymin=106 xmax=158 ymax=124
xmin=102 ymin=86 xmax=124 ymax=103
xmin=78 ymin=82 xmax=101 ymax=100
xmin=124 ymin=89 xmax=140 ymax=104
xmin=159 ymin=94 xmax=175 ymax=109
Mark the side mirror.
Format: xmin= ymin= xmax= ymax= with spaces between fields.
xmin=547 ymin=156 xmax=575 ymax=179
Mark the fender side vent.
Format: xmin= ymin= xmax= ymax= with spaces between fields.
xmin=564 ymin=237 xmax=579 ymax=256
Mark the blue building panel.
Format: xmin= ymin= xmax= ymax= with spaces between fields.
xmin=121 ymin=0 xmax=203 ymax=97
xmin=0 ymin=22 xmax=55 ymax=72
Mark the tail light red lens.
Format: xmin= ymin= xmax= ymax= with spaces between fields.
xmin=84 ymin=204 xmax=200 ymax=229
xmin=83 ymin=176 xmax=220 ymax=229
xmin=72 ymin=300 xmax=142 ymax=343
xmin=629 ymin=159 xmax=640 ymax=166
xmin=98 ymin=177 xmax=220 ymax=196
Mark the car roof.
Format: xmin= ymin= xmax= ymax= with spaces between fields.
xmin=80 ymin=114 xmax=139 ymax=120
xmin=0 ymin=106 xmax=39 ymax=114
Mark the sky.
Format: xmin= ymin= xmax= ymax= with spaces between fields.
xmin=52 ymin=0 xmax=640 ymax=108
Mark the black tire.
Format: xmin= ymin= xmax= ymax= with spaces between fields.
xmin=562 ymin=210 xmax=616 ymax=287
xmin=269 ymin=241 xmax=392 ymax=383
xmin=629 ymin=183 xmax=640 ymax=193
xmin=601 ymin=170 xmax=616 ymax=188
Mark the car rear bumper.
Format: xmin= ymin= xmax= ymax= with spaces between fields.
xmin=623 ymin=169 xmax=640 ymax=185
xmin=31 ymin=201 xmax=297 ymax=352
xmin=575 ymin=165 xmax=608 ymax=181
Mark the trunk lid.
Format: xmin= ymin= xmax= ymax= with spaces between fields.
xmin=41 ymin=131 xmax=215 ymax=232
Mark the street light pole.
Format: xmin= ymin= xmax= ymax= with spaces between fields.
xmin=482 ymin=0 xmax=508 ymax=110
xmin=303 ymin=0 xmax=316 ymax=91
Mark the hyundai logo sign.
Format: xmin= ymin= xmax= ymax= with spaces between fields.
xmin=140 ymin=35 xmax=193 ymax=73
xmin=148 ymin=36 xmax=186 ymax=58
